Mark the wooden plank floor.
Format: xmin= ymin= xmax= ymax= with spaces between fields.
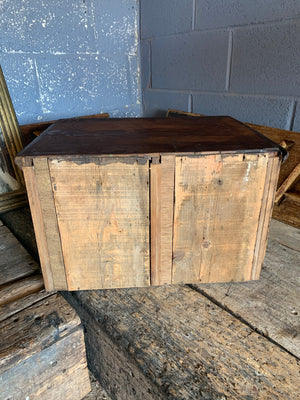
xmin=64 ymin=219 xmax=300 ymax=400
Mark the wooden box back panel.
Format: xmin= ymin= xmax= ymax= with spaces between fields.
xmin=16 ymin=117 xmax=282 ymax=291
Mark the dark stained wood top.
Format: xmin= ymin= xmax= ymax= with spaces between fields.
xmin=16 ymin=117 xmax=283 ymax=163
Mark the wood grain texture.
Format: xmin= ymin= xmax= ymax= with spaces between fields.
xmin=0 ymin=275 xmax=44 ymax=306
xmin=33 ymin=158 xmax=67 ymax=290
xmin=150 ymin=155 xmax=175 ymax=285
xmin=195 ymin=221 xmax=300 ymax=358
xmin=274 ymin=162 xmax=300 ymax=204
xmin=269 ymin=218 xmax=300 ymax=251
xmin=173 ymin=153 xmax=268 ymax=283
xmin=252 ymin=156 xmax=280 ymax=279
xmin=49 ymin=157 xmax=150 ymax=290
xmin=0 ymin=293 xmax=81 ymax=372
xmin=0 ymin=289 xmax=52 ymax=323
xmin=19 ymin=113 xmax=110 ymax=147
xmin=273 ymin=196 xmax=300 ymax=228
xmin=65 ymin=284 xmax=300 ymax=400
xmin=0 ymin=327 xmax=91 ymax=400
xmin=22 ymin=166 xmax=54 ymax=290
xmin=15 ymin=117 xmax=282 ymax=162
xmin=0 ymin=223 xmax=39 ymax=286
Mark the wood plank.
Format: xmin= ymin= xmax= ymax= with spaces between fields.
xmin=0 ymin=224 xmax=40 ymax=286
xmin=269 ymin=218 xmax=300 ymax=251
xmin=49 ymin=157 xmax=150 ymax=290
xmin=150 ymin=155 xmax=175 ymax=285
xmin=285 ymin=190 xmax=300 ymax=204
xmin=0 ymin=275 xmax=44 ymax=306
xmin=33 ymin=158 xmax=67 ymax=290
xmin=0 ymin=318 xmax=90 ymax=400
xmin=173 ymin=153 xmax=268 ymax=283
xmin=15 ymin=117 xmax=282 ymax=161
xmin=0 ymin=293 xmax=81 ymax=372
xmin=0 ymin=289 xmax=52 ymax=323
xmin=273 ymin=197 xmax=300 ymax=228
xmin=195 ymin=226 xmax=300 ymax=358
xmin=274 ymin=162 xmax=300 ymax=204
xmin=20 ymin=113 xmax=110 ymax=147
xmin=22 ymin=166 xmax=54 ymax=290
xmin=252 ymin=156 xmax=280 ymax=279
xmin=65 ymin=285 xmax=300 ymax=400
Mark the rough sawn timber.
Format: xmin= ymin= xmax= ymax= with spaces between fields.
xmin=64 ymin=281 xmax=300 ymax=400
xmin=195 ymin=219 xmax=300 ymax=358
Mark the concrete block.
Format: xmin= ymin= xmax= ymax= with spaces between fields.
xmin=142 ymin=89 xmax=189 ymax=117
xmin=0 ymin=0 xmax=97 ymax=53
xmin=141 ymin=0 xmax=193 ymax=38
xmin=1 ymin=55 xmax=42 ymax=125
xmin=152 ymin=31 xmax=228 ymax=91
xmin=140 ymin=40 xmax=151 ymax=90
xmin=231 ymin=20 xmax=300 ymax=97
xmin=34 ymin=54 xmax=140 ymax=121
xmin=292 ymin=103 xmax=300 ymax=132
xmin=91 ymin=0 xmax=139 ymax=56
xmin=192 ymin=93 xmax=292 ymax=129
xmin=195 ymin=0 xmax=300 ymax=30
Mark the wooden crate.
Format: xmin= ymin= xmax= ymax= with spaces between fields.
xmin=16 ymin=117 xmax=283 ymax=291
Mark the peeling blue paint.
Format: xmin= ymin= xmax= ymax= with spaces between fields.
xmin=0 ymin=0 xmax=141 ymax=124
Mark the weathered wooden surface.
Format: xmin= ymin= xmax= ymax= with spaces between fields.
xmin=65 ymin=282 xmax=299 ymax=400
xmin=0 ymin=222 xmax=40 ymax=285
xmin=23 ymin=165 xmax=54 ymax=290
xmin=0 ymin=289 xmax=52 ymax=323
xmin=0 ymin=221 xmax=91 ymax=400
xmin=194 ymin=218 xmax=300 ymax=357
xmin=0 ymin=316 xmax=90 ymax=400
xmin=172 ymin=153 xmax=270 ymax=283
xmin=49 ymin=157 xmax=150 ymax=290
xmin=269 ymin=218 xmax=300 ymax=251
xmin=150 ymin=155 xmax=175 ymax=285
xmin=0 ymin=274 xmax=44 ymax=306
xmin=32 ymin=158 xmax=67 ymax=290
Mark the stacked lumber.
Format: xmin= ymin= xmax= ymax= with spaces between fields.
xmin=0 ymin=220 xmax=91 ymax=399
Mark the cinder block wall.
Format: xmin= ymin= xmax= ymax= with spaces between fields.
xmin=1 ymin=0 xmax=141 ymax=125
xmin=140 ymin=1 xmax=300 ymax=131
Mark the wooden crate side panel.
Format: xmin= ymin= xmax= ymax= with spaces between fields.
xmin=22 ymin=166 xmax=55 ymax=291
xmin=172 ymin=154 xmax=268 ymax=284
xmin=49 ymin=158 xmax=150 ymax=290
xmin=150 ymin=155 xmax=175 ymax=285
xmin=252 ymin=156 xmax=281 ymax=279
xmin=32 ymin=159 xmax=67 ymax=290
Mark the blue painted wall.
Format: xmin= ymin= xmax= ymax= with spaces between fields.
xmin=0 ymin=0 xmax=141 ymax=125
xmin=140 ymin=1 xmax=300 ymax=131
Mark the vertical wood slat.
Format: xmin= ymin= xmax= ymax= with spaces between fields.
xmin=48 ymin=157 xmax=150 ymax=290
xmin=150 ymin=155 xmax=175 ymax=286
xmin=172 ymin=154 xmax=269 ymax=284
xmin=33 ymin=158 xmax=67 ymax=290
xmin=252 ymin=156 xmax=281 ymax=279
xmin=22 ymin=166 xmax=54 ymax=291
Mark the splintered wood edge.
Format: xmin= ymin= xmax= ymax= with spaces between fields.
xmin=252 ymin=156 xmax=281 ymax=280
xmin=22 ymin=166 xmax=54 ymax=291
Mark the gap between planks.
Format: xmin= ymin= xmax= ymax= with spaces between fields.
xmin=187 ymin=283 xmax=299 ymax=361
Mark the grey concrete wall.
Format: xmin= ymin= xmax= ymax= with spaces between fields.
xmin=140 ymin=1 xmax=300 ymax=131
xmin=1 ymin=0 xmax=141 ymax=125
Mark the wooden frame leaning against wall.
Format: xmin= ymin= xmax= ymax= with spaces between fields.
xmin=0 ymin=65 xmax=27 ymax=213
